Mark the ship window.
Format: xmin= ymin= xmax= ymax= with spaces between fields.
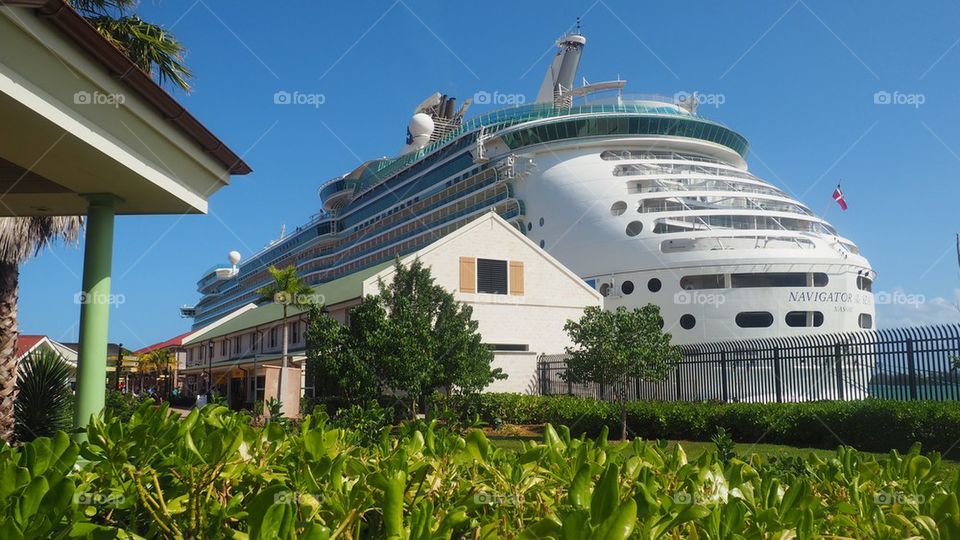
xmin=648 ymin=278 xmax=662 ymax=292
xmin=736 ymin=312 xmax=774 ymax=328
xmin=610 ymin=201 xmax=627 ymax=216
xmin=680 ymin=274 xmax=725 ymax=290
xmin=813 ymin=273 xmax=829 ymax=287
xmin=477 ymin=258 xmax=508 ymax=295
xmin=785 ymin=311 xmax=824 ymax=327
xmin=857 ymin=275 xmax=872 ymax=291
xmin=621 ymin=280 xmax=634 ymax=295
xmin=859 ymin=313 xmax=873 ymax=329
xmin=625 ymin=221 xmax=643 ymax=237
xmin=539 ymin=240 xmax=545 ymax=249
xmin=539 ymin=217 xmax=545 ymax=227
xmin=527 ymin=222 xmax=532 ymax=232
xmin=731 ymin=272 xmax=806 ymax=288
xmin=680 ymin=314 xmax=696 ymax=329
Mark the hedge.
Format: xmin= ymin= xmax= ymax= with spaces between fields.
xmin=440 ymin=393 xmax=960 ymax=456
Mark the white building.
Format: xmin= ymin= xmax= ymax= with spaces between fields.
xmin=181 ymin=212 xmax=601 ymax=416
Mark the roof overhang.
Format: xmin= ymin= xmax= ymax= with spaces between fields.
xmin=0 ymin=1 xmax=251 ymax=216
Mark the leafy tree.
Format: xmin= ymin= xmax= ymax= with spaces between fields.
xmin=305 ymin=258 xmax=502 ymax=417
xmin=257 ymin=265 xmax=315 ymax=411
xmin=563 ymin=304 xmax=680 ymax=440
xmin=305 ymin=305 xmax=379 ymax=412
xmin=14 ymin=349 xmax=73 ymax=442
xmin=367 ymin=258 xmax=502 ymax=413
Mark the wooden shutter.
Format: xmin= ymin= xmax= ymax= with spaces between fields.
xmin=509 ymin=260 xmax=524 ymax=296
xmin=459 ymin=257 xmax=476 ymax=293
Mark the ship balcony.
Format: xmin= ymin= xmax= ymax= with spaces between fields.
xmin=318 ymin=178 xmax=355 ymax=213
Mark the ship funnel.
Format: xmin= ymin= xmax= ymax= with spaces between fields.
xmin=536 ymin=30 xmax=587 ymax=105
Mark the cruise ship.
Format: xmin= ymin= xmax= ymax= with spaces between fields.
xmin=185 ymin=31 xmax=876 ymax=344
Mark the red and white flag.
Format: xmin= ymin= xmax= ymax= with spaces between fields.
xmin=832 ymin=185 xmax=848 ymax=211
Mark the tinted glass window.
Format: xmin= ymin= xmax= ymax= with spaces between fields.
xmin=681 ymin=274 xmax=725 ymax=290
xmin=785 ymin=311 xmax=824 ymax=327
xmin=736 ymin=312 xmax=774 ymax=328
xmin=731 ymin=272 xmax=806 ymax=288
xmin=477 ymin=258 xmax=508 ymax=294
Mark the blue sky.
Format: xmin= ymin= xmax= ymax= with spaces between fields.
xmin=18 ymin=0 xmax=960 ymax=348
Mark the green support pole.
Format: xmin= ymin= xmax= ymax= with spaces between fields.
xmin=73 ymin=194 xmax=119 ymax=440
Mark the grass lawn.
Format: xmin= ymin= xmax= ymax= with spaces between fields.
xmin=487 ymin=428 xmax=960 ymax=480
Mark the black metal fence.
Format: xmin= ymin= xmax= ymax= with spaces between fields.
xmin=538 ymin=324 xmax=960 ymax=403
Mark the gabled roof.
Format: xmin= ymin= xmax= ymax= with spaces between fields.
xmin=16 ymin=335 xmax=46 ymax=359
xmin=373 ymin=212 xmax=602 ymax=300
xmin=134 ymin=330 xmax=192 ymax=355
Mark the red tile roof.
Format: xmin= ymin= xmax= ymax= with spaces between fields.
xmin=134 ymin=331 xmax=192 ymax=355
xmin=16 ymin=335 xmax=46 ymax=359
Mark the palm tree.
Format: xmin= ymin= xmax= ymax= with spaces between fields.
xmin=256 ymin=266 xmax=315 ymax=413
xmin=0 ymin=218 xmax=81 ymax=441
xmin=0 ymin=1 xmax=193 ymax=441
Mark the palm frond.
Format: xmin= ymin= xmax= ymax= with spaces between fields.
xmin=0 ymin=216 xmax=82 ymax=264
xmin=86 ymin=15 xmax=192 ymax=91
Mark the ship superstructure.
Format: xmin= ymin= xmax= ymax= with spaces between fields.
xmin=186 ymin=31 xmax=875 ymax=344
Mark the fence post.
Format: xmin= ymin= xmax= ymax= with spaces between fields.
xmin=566 ymin=365 xmax=573 ymax=396
xmin=720 ymin=352 xmax=729 ymax=403
xmin=539 ymin=359 xmax=546 ymax=396
xmin=906 ymin=338 xmax=918 ymax=401
xmin=834 ymin=344 xmax=845 ymax=401
xmin=774 ymin=346 xmax=783 ymax=403
xmin=675 ymin=363 xmax=681 ymax=401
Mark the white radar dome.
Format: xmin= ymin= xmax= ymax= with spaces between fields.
xmin=228 ymin=250 xmax=241 ymax=266
xmin=408 ymin=113 xmax=434 ymax=137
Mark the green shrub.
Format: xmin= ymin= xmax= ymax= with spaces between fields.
xmin=1 ymin=403 xmax=957 ymax=538
xmin=14 ymin=349 xmax=73 ymax=442
xmin=445 ymin=393 xmax=960 ymax=456
xmin=104 ymin=390 xmax=153 ymax=423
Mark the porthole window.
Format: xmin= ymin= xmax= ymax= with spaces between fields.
xmin=610 ymin=201 xmax=627 ymax=216
xmin=625 ymin=221 xmax=643 ymax=237
xmin=859 ymin=313 xmax=873 ymax=329
xmin=539 ymin=240 xmax=545 ymax=249
xmin=599 ymin=283 xmax=611 ymax=297
xmin=621 ymin=280 xmax=634 ymax=295
xmin=539 ymin=217 xmax=545 ymax=227
xmin=647 ymin=278 xmax=662 ymax=292
xmin=736 ymin=312 xmax=774 ymax=328
xmin=785 ymin=311 xmax=824 ymax=327
xmin=527 ymin=222 xmax=533 ymax=232
xmin=680 ymin=314 xmax=696 ymax=330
